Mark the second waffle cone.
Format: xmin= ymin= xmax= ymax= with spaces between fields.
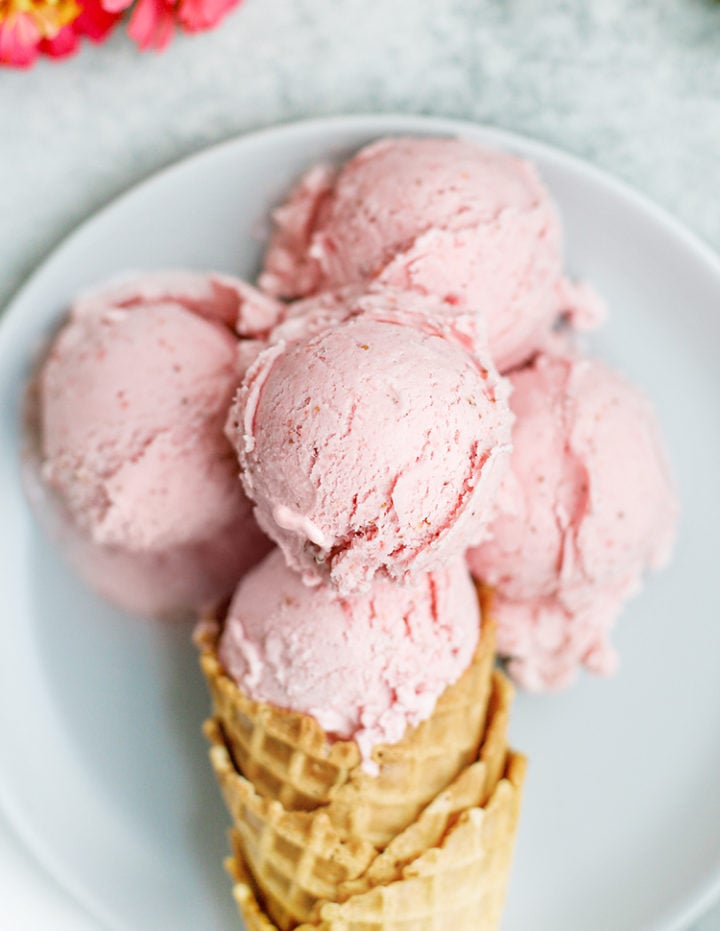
xmin=207 ymin=670 xmax=513 ymax=929
xmin=225 ymin=745 xmax=526 ymax=931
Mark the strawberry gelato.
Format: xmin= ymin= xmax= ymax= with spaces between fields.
xmin=259 ymin=136 xmax=602 ymax=372
xmin=29 ymin=272 xmax=273 ymax=617
xmin=228 ymin=290 xmax=513 ymax=595
xmin=218 ymin=548 xmax=480 ymax=769
xmin=467 ymin=351 xmax=678 ymax=691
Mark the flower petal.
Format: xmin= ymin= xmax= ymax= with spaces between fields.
xmin=127 ymin=0 xmax=175 ymax=50
xmin=40 ymin=22 xmax=80 ymax=56
xmin=0 ymin=14 xmax=41 ymax=67
xmin=74 ymin=0 xmax=122 ymax=41
xmin=178 ymin=0 xmax=239 ymax=31
xmin=100 ymin=0 xmax=133 ymax=15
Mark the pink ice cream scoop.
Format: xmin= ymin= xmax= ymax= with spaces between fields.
xmin=259 ymin=136 xmax=602 ymax=372
xmin=227 ymin=290 xmax=513 ymax=595
xmin=467 ymin=350 xmax=678 ymax=691
xmin=29 ymin=272 xmax=274 ymax=618
xmin=218 ymin=549 xmax=480 ymax=769
xmin=269 ymin=284 xmax=491 ymax=370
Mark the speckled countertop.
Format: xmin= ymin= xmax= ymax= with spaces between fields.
xmin=1 ymin=0 xmax=719 ymax=928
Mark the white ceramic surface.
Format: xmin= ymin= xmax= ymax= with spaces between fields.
xmin=0 ymin=115 xmax=719 ymax=931
xmin=0 ymin=813 xmax=96 ymax=931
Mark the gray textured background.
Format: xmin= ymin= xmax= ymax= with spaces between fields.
xmin=1 ymin=0 xmax=719 ymax=927
xmin=3 ymin=0 xmax=720 ymax=308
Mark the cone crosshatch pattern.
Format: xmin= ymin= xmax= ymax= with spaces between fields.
xmin=197 ymin=586 xmax=525 ymax=930
xmin=205 ymin=717 xmax=376 ymax=923
xmin=225 ymin=752 xmax=526 ymax=931
xmin=337 ymin=670 xmax=514 ymax=900
xmin=205 ymin=670 xmax=513 ymax=928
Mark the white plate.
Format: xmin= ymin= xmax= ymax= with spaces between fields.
xmin=1 ymin=116 xmax=719 ymax=931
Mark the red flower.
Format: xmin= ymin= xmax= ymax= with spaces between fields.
xmin=43 ymin=0 xmax=120 ymax=53
xmin=0 ymin=0 xmax=240 ymax=65
xmin=0 ymin=0 xmax=121 ymax=66
xmin=103 ymin=0 xmax=240 ymax=50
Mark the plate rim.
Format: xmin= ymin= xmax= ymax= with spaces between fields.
xmin=1 ymin=112 xmax=719 ymax=931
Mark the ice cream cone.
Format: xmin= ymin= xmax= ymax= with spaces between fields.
xmin=196 ymin=586 xmax=496 ymax=846
xmin=226 ymin=853 xmax=278 ymax=931
xmin=225 ymin=748 xmax=526 ymax=931
xmin=205 ymin=670 xmax=512 ymax=929
xmin=337 ymin=670 xmax=514 ymax=897
xmin=205 ymin=717 xmax=376 ymax=928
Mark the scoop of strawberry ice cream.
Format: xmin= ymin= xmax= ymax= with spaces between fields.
xmin=259 ymin=136 xmax=601 ymax=372
xmin=270 ymin=283 xmax=490 ymax=367
xmin=29 ymin=272 xmax=273 ymax=617
xmin=228 ymin=290 xmax=512 ymax=595
xmin=71 ymin=270 xmax=283 ymax=337
xmin=467 ymin=350 xmax=678 ymax=691
xmin=218 ymin=549 xmax=480 ymax=769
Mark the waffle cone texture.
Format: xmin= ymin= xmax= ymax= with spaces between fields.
xmin=197 ymin=586 xmax=526 ymax=930
xmin=207 ymin=670 xmax=516 ymax=928
xmin=225 ymin=747 xmax=525 ymax=931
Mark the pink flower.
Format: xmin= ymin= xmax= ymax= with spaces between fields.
xmin=177 ymin=0 xmax=238 ymax=32
xmin=0 ymin=0 xmax=239 ymax=65
xmin=103 ymin=0 xmax=240 ymax=50
xmin=0 ymin=0 xmax=120 ymax=66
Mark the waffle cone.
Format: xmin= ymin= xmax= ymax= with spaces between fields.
xmin=205 ymin=717 xmax=376 ymax=925
xmin=226 ymin=748 xmax=526 ymax=931
xmin=226 ymin=854 xmax=278 ymax=931
xmin=337 ymin=670 xmax=514 ymax=897
xmin=207 ymin=670 xmax=512 ymax=929
xmin=196 ymin=585 xmax=496 ymax=847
